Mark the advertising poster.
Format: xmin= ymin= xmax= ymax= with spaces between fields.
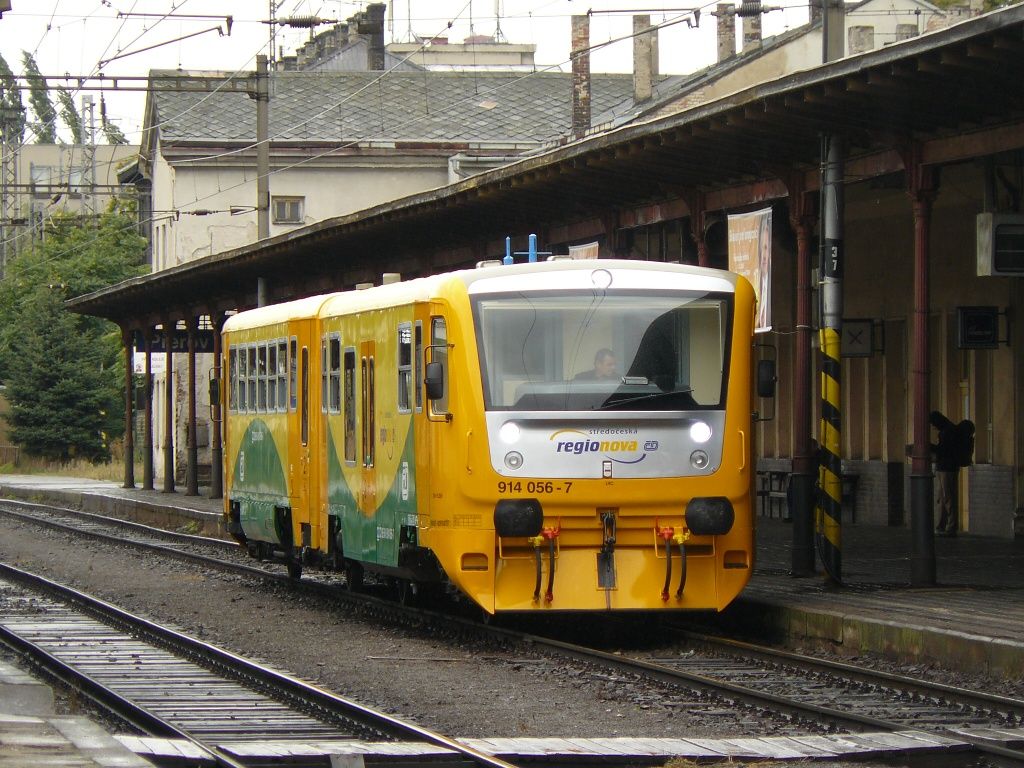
xmin=727 ymin=207 xmax=773 ymax=333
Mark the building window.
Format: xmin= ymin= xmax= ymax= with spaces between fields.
xmin=272 ymin=196 xmax=304 ymax=224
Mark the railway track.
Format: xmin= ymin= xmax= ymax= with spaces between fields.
xmin=2 ymin=498 xmax=1023 ymax=765
xmin=0 ymin=561 xmax=515 ymax=768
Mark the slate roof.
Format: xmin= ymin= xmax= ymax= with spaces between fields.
xmin=148 ymin=69 xmax=638 ymax=146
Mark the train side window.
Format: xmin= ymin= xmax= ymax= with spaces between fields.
xmin=237 ymin=345 xmax=248 ymax=412
xmin=414 ymin=321 xmax=423 ymax=412
xmin=246 ymin=346 xmax=257 ymax=413
xmin=430 ymin=317 xmax=449 ymax=415
xmin=289 ymin=337 xmax=297 ymax=411
xmin=267 ymin=342 xmax=278 ymax=411
xmin=301 ymin=347 xmax=309 ymax=446
xmin=329 ymin=335 xmax=342 ymax=413
xmin=343 ymin=348 xmax=356 ymax=462
xmin=397 ymin=323 xmax=412 ymax=413
xmin=257 ymin=344 xmax=269 ymax=412
xmin=228 ymin=347 xmax=238 ymax=412
xmin=277 ymin=340 xmax=288 ymax=411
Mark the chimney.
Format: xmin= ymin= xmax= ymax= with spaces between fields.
xmin=633 ymin=15 xmax=656 ymax=103
xmin=716 ymin=4 xmax=736 ymax=63
xmin=571 ymin=15 xmax=591 ymax=139
xmin=742 ymin=11 xmax=763 ymax=52
xmin=354 ymin=3 xmax=386 ymax=70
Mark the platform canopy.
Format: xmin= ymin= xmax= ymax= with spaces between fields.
xmin=68 ymin=4 xmax=1024 ymax=328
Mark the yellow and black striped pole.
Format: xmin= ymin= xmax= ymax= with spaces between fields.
xmin=818 ymin=134 xmax=844 ymax=584
xmin=818 ymin=327 xmax=842 ymax=582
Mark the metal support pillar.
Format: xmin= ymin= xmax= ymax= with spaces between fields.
xmin=210 ymin=313 xmax=225 ymax=500
xmin=789 ymin=182 xmax=817 ymax=576
xmin=162 ymin=320 xmax=175 ymax=493
xmin=687 ymin=192 xmax=710 ymax=267
xmin=121 ymin=326 xmax=135 ymax=489
xmin=185 ymin=319 xmax=199 ymax=496
xmin=818 ymin=134 xmax=844 ymax=584
xmin=143 ymin=330 xmax=154 ymax=490
xmin=906 ymin=145 xmax=937 ymax=586
xmin=255 ymin=54 xmax=270 ymax=241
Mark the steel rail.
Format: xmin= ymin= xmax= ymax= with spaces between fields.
xmin=3 ymin=499 xmax=1021 ymax=763
xmin=0 ymin=562 xmax=519 ymax=768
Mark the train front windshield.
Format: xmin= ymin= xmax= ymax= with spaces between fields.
xmin=474 ymin=291 xmax=732 ymax=412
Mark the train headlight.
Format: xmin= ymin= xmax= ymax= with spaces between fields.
xmin=689 ymin=421 xmax=712 ymax=444
xmin=504 ymin=451 xmax=524 ymax=470
xmin=690 ymin=450 xmax=709 ymax=470
xmin=499 ymin=422 xmax=521 ymax=443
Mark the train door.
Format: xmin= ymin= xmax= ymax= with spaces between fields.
xmin=290 ymin=321 xmax=318 ymax=550
xmin=360 ymin=340 xmax=377 ymax=520
xmin=425 ymin=313 xmax=450 ymax=527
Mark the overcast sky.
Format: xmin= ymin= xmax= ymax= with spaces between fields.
xmin=1 ymin=1 xmax=809 ymax=142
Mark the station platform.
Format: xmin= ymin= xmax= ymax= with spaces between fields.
xmin=1 ymin=474 xmax=1022 ymax=680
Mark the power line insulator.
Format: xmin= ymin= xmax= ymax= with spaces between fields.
xmin=737 ymin=0 xmax=763 ymax=16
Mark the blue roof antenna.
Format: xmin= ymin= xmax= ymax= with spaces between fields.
xmin=503 ymin=233 xmax=552 ymax=264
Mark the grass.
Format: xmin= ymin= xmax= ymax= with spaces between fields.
xmin=0 ymin=440 xmax=144 ymax=482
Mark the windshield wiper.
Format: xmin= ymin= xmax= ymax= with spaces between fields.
xmin=596 ymin=388 xmax=694 ymax=410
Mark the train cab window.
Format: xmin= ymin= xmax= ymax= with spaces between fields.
xmin=414 ymin=321 xmax=423 ymax=412
xmin=229 ymin=347 xmax=238 ymax=411
xmin=343 ymin=348 xmax=356 ymax=462
xmin=430 ymin=317 xmax=449 ymax=415
xmin=328 ymin=335 xmax=342 ymax=413
xmin=246 ymin=347 xmax=257 ymax=412
xmin=267 ymin=343 xmax=278 ymax=410
xmin=398 ymin=323 xmax=412 ymax=413
xmin=276 ymin=340 xmax=288 ymax=411
xmin=289 ymin=337 xmax=298 ymax=411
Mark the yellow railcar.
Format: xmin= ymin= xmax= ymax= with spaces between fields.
xmin=223 ymin=259 xmax=767 ymax=613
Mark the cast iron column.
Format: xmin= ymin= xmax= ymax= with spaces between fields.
xmin=907 ymin=146 xmax=937 ymax=586
xmin=185 ymin=318 xmax=199 ymax=496
xmin=162 ymin=320 xmax=175 ymax=493
xmin=142 ymin=329 xmax=154 ymax=490
xmin=120 ymin=326 xmax=135 ymax=489
xmin=210 ymin=313 xmax=225 ymax=499
xmin=789 ymin=183 xmax=817 ymax=576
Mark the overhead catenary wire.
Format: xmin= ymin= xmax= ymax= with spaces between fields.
xmin=2 ymin=0 xmax=728 ymax=270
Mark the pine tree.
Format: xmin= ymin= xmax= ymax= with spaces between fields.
xmin=0 ymin=53 xmax=26 ymax=145
xmin=5 ymin=284 xmax=117 ymax=462
xmin=0 ymin=201 xmax=146 ymax=462
xmin=57 ymin=86 xmax=83 ymax=144
xmin=21 ymin=51 xmax=56 ymax=144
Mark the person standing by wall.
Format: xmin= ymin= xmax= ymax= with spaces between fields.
xmin=931 ymin=411 xmax=959 ymax=536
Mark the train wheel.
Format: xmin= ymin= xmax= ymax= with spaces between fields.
xmin=287 ymin=561 xmax=303 ymax=580
xmin=396 ymin=579 xmax=416 ymax=606
xmin=344 ymin=561 xmax=363 ymax=592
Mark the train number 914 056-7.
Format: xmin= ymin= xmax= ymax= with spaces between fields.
xmin=497 ymin=480 xmax=572 ymax=494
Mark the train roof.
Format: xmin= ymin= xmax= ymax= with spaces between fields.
xmin=319 ymin=259 xmax=741 ymax=316
xmin=222 ymin=293 xmax=340 ymax=333
xmin=223 ymin=261 xmax=743 ymax=330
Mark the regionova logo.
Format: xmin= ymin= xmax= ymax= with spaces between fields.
xmin=549 ymin=428 xmax=657 ymax=465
